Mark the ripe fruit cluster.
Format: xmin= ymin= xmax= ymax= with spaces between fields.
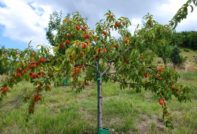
xmin=102 ymin=31 xmax=108 ymax=36
xmin=65 ymin=39 xmax=70 ymax=45
xmin=33 ymin=94 xmax=42 ymax=102
xmin=0 ymin=56 xmax=47 ymax=101
xmin=28 ymin=61 xmax=39 ymax=68
xmin=13 ymin=57 xmax=46 ymax=80
xmin=157 ymin=65 xmax=164 ymax=73
xmin=72 ymin=66 xmax=82 ymax=76
xmin=0 ymin=86 xmax=9 ymax=94
xmin=58 ymin=23 xmax=91 ymax=53
xmin=81 ymin=42 xmax=87 ymax=49
xmin=29 ymin=72 xmax=45 ymax=79
xmin=39 ymin=57 xmax=46 ymax=63
xmin=97 ymin=48 xmax=107 ymax=54
xmin=28 ymin=57 xmax=46 ymax=79
xmin=159 ymin=98 xmax=165 ymax=106
xmin=155 ymin=65 xmax=164 ymax=80
xmin=75 ymin=24 xmax=90 ymax=40
xmin=83 ymin=33 xmax=90 ymax=39
xmin=28 ymin=57 xmax=46 ymax=68
xmin=15 ymin=68 xmax=26 ymax=77
xmin=114 ymin=21 xmax=121 ymax=29
xmin=75 ymin=25 xmax=88 ymax=31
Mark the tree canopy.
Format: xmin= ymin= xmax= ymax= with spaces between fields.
xmin=0 ymin=0 xmax=197 ymax=131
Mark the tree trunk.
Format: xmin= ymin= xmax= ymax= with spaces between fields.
xmin=96 ymin=60 xmax=103 ymax=130
xmin=163 ymin=58 xmax=167 ymax=67
xmin=173 ymin=64 xmax=176 ymax=69
xmin=97 ymin=74 xmax=103 ymax=129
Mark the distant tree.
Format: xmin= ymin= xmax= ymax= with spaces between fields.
xmin=172 ymin=31 xmax=197 ymax=50
xmin=46 ymin=11 xmax=62 ymax=47
xmin=170 ymin=46 xmax=185 ymax=68
xmin=0 ymin=47 xmax=22 ymax=75
xmin=0 ymin=46 xmax=8 ymax=74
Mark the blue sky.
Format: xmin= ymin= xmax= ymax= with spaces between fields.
xmin=0 ymin=25 xmax=27 ymax=49
xmin=0 ymin=0 xmax=197 ymax=50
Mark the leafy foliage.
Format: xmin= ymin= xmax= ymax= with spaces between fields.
xmin=0 ymin=47 xmax=21 ymax=75
xmin=46 ymin=11 xmax=62 ymax=46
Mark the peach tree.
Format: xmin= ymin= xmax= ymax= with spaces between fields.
xmin=0 ymin=0 xmax=196 ymax=133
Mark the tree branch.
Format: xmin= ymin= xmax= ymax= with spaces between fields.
xmin=84 ymin=63 xmax=96 ymax=69
xmin=101 ymin=62 xmax=112 ymax=76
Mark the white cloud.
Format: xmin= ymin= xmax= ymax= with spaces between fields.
xmin=176 ymin=9 xmax=197 ymax=31
xmin=154 ymin=0 xmax=183 ymax=21
xmin=0 ymin=0 xmax=197 ymax=49
xmin=0 ymin=0 xmax=53 ymax=47
xmin=153 ymin=0 xmax=197 ymax=31
xmin=128 ymin=18 xmax=142 ymax=34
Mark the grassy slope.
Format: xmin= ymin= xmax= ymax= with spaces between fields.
xmin=181 ymin=48 xmax=197 ymax=63
xmin=0 ymin=50 xmax=196 ymax=134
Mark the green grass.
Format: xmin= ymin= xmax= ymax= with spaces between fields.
xmin=181 ymin=48 xmax=197 ymax=63
xmin=179 ymin=71 xmax=197 ymax=87
xmin=0 ymin=74 xmax=197 ymax=134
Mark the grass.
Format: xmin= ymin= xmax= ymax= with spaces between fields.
xmin=181 ymin=48 xmax=197 ymax=63
xmin=0 ymin=71 xmax=197 ymax=134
